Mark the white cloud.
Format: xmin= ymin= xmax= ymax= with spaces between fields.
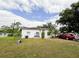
xmin=0 ymin=0 xmax=17 ymax=9
xmin=46 ymin=15 xmax=59 ymax=24
xmin=0 ymin=10 xmax=45 ymax=27
xmin=30 ymin=0 xmax=79 ymax=13
xmin=0 ymin=10 xmax=61 ymax=29
xmin=0 ymin=0 xmax=79 ymax=13
xmin=0 ymin=0 xmax=32 ymax=12
xmin=44 ymin=15 xmax=60 ymax=29
xmin=0 ymin=0 xmax=79 ymax=28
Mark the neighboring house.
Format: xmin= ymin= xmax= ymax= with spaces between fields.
xmin=0 ymin=32 xmax=8 ymax=37
xmin=21 ymin=27 xmax=50 ymax=38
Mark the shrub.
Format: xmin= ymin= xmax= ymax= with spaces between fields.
xmin=41 ymin=30 xmax=45 ymax=39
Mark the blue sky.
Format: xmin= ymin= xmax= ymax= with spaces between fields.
xmin=8 ymin=6 xmax=58 ymax=21
xmin=0 ymin=0 xmax=79 ymax=27
xmin=0 ymin=0 xmax=78 ymax=21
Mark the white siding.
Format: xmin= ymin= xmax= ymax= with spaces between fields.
xmin=21 ymin=29 xmax=42 ymax=38
xmin=44 ymin=30 xmax=50 ymax=38
xmin=21 ymin=29 xmax=50 ymax=38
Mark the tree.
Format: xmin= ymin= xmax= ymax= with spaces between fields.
xmin=44 ymin=23 xmax=58 ymax=37
xmin=1 ymin=25 xmax=10 ymax=33
xmin=59 ymin=27 xmax=67 ymax=33
xmin=53 ymin=29 xmax=59 ymax=37
xmin=37 ymin=22 xmax=58 ymax=38
xmin=10 ymin=22 xmax=21 ymax=37
xmin=56 ymin=2 xmax=79 ymax=33
xmin=0 ymin=22 xmax=22 ymax=37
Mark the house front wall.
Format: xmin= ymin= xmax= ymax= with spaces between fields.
xmin=21 ymin=29 xmax=49 ymax=38
xmin=21 ymin=29 xmax=42 ymax=38
xmin=44 ymin=30 xmax=50 ymax=38
xmin=0 ymin=33 xmax=8 ymax=37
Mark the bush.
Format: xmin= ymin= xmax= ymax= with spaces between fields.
xmin=41 ymin=31 xmax=45 ymax=39
xmin=47 ymin=31 xmax=51 ymax=35
xmin=8 ymin=33 xmax=13 ymax=36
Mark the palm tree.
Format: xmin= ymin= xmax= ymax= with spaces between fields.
xmin=10 ymin=22 xmax=21 ymax=37
xmin=11 ymin=22 xmax=21 ymax=29
xmin=15 ymin=22 xmax=21 ymax=28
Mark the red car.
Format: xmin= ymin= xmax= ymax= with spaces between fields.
xmin=57 ymin=33 xmax=66 ymax=39
xmin=58 ymin=33 xmax=75 ymax=40
xmin=64 ymin=33 xmax=75 ymax=40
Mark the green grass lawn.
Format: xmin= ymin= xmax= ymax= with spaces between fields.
xmin=0 ymin=37 xmax=79 ymax=58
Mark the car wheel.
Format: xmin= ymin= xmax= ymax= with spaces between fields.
xmin=66 ymin=38 xmax=69 ymax=40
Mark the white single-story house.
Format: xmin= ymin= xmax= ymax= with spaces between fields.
xmin=21 ymin=27 xmax=50 ymax=38
xmin=0 ymin=27 xmax=51 ymax=38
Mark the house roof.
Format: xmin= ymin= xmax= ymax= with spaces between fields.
xmin=21 ymin=27 xmax=48 ymax=30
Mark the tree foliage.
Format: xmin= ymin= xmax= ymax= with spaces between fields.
xmin=0 ymin=22 xmax=22 ymax=37
xmin=44 ymin=23 xmax=58 ymax=36
xmin=56 ymin=2 xmax=79 ymax=33
xmin=37 ymin=22 xmax=58 ymax=37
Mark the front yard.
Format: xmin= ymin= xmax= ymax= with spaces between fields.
xmin=0 ymin=37 xmax=79 ymax=58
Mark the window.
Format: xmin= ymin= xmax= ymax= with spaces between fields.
xmin=36 ymin=32 xmax=39 ymax=35
xmin=27 ymin=32 xmax=30 ymax=34
xmin=0 ymin=33 xmax=2 ymax=35
xmin=34 ymin=32 xmax=40 ymax=37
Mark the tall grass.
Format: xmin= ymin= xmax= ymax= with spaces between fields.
xmin=0 ymin=37 xmax=79 ymax=58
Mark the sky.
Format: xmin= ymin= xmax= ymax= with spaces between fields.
xmin=0 ymin=0 xmax=79 ymax=28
